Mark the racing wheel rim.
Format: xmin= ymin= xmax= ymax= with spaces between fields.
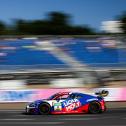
xmin=39 ymin=103 xmax=51 ymax=115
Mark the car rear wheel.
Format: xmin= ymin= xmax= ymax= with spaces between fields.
xmin=88 ymin=101 xmax=102 ymax=114
xmin=38 ymin=103 xmax=51 ymax=115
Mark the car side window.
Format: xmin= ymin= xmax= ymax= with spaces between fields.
xmin=54 ymin=94 xmax=69 ymax=100
xmin=68 ymin=94 xmax=76 ymax=99
xmin=61 ymin=94 xmax=69 ymax=100
xmin=76 ymin=95 xmax=83 ymax=99
xmin=68 ymin=94 xmax=83 ymax=99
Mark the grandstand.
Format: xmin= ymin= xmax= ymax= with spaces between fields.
xmin=0 ymin=37 xmax=126 ymax=87
xmin=0 ymin=37 xmax=126 ymax=72
xmin=0 ymin=39 xmax=68 ymax=71
xmin=52 ymin=38 xmax=126 ymax=68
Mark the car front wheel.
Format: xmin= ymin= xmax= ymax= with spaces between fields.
xmin=38 ymin=103 xmax=51 ymax=115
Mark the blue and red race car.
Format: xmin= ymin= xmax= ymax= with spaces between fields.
xmin=25 ymin=90 xmax=108 ymax=115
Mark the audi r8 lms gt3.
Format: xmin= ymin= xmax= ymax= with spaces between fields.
xmin=25 ymin=91 xmax=108 ymax=115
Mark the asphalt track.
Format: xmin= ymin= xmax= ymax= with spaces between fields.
xmin=0 ymin=108 xmax=125 ymax=126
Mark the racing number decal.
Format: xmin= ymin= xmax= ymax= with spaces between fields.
xmin=53 ymin=102 xmax=62 ymax=111
xmin=64 ymin=99 xmax=81 ymax=111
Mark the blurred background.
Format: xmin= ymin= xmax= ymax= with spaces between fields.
xmin=0 ymin=0 xmax=126 ymax=107
xmin=0 ymin=36 xmax=126 ymax=88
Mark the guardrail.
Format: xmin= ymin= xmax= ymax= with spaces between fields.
xmin=0 ymin=64 xmax=70 ymax=74
xmin=0 ymin=35 xmax=125 ymax=39
xmin=0 ymin=63 xmax=126 ymax=73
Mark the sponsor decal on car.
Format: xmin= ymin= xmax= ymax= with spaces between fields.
xmin=64 ymin=99 xmax=81 ymax=111
xmin=53 ymin=102 xmax=62 ymax=111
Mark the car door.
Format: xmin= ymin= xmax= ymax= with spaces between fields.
xmin=62 ymin=94 xmax=81 ymax=112
xmin=52 ymin=94 xmax=68 ymax=112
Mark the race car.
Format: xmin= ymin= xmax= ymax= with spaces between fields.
xmin=25 ymin=90 xmax=108 ymax=115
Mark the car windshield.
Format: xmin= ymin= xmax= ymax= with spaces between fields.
xmin=47 ymin=93 xmax=70 ymax=100
xmin=47 ymin=93 xmax=58 ymax=100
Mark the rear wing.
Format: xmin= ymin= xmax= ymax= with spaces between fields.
xmin=95 ymin=90 xmax=109 ymax=97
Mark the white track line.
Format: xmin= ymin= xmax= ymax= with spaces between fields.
xmin=62 ymin=114 xmax=97 ymax=117
xmin=0 ymin=118 xmax=33 ymax=121
xmin=59 ymin=117 xmax=98 ymax=120
xmin=0 ymin=110 xmax=22 ymax=112
xmin=0 ymin=121 xmax=64 ymax=125
xmin=0 ymin=112 xmax=22 ymax=114
xmin=12 ymin=114 xmax=28 ymax=117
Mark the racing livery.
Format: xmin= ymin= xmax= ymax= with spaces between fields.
xmin=25 ymin=91 xmax=108 ymax=115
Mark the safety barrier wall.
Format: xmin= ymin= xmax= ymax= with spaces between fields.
xmin=0 ymin=87 xmax=126 ymax=103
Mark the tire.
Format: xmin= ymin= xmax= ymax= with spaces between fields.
xmin=38 ymin=102 xmax=51 ymax=115
xmin=88 ymin=101 xmax=102 ymax=114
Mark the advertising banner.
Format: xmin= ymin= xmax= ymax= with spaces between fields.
xmin=0 ymin=88 xmax=126 ymax=103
